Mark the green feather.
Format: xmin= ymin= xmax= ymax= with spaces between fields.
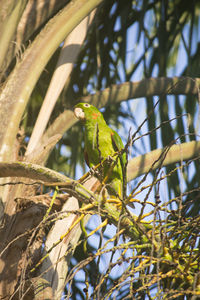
xmin=74 ymin=103 xmax=126 ymax=198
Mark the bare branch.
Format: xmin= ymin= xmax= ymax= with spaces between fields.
xmin=80 ymin=77 xmax=200 ymax=107
xmin=42 ymin=77 xmax=200 ymax=142
xmin=127 ymin=140 xmax=200 ymax=181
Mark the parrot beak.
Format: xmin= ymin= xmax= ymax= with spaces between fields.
xmin=74 ymin=107 xmax=85 ymax=120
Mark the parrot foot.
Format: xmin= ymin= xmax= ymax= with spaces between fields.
xmin=89 ymin=166 xmax=101 ymax=177
xmin=106 ymin=155 xmax=115 ymax=163
xmin=89 ymin=166 xmax=95 ymax=175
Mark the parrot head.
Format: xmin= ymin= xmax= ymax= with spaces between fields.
xmin=74 ymin=103 xmax=104 ymax=122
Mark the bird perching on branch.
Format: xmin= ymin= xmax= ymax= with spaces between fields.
xmin=74 ymin=103 xmax=127 ymax=200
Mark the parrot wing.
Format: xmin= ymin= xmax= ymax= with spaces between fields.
xmin=111 ymin=128 xmax=127 ymax=194
xmin=111 ymin=129 xmax=126 ymax=168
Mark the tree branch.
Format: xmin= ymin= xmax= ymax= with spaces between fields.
xmin=1 ymin=140 xmax=199 ymax=184
xmin=0 ymin=161 xmax=68 ymax=183
xmin=80 ymin=77 xmax=200 ymax=107
xmin=42 ymin=76 xmax=200 ymax=143
xmin=127 ymin=140 xmax=200 ymax=181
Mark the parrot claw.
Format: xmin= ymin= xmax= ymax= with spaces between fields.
xmin=89 ymin=166 xmax=100 ymax=177
xmin=106 ymin=155 xmax=115 ymax=165
xmin=89 ymin=166 xmax=95 ymax=175
xmin=108 ymin=155 xmax=114 ymax=161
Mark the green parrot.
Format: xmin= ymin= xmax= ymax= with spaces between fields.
xmin=74 ymin=102 xmax=126 ymax=199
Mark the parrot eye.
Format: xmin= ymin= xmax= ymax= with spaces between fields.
xmin=83 ymin=103 xmax=90 ymax=108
